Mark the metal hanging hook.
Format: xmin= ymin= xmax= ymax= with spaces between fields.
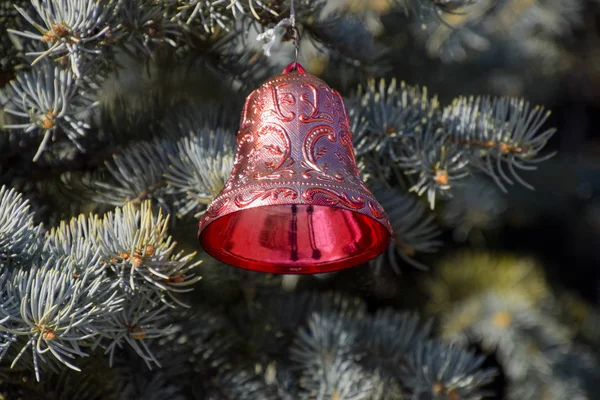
xmin=289 ymin=0 xmax=299 ymax=70
xmin=287 ymin=25 xmax=300 ymax=70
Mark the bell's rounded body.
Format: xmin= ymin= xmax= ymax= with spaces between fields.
xmin=198 ymin=63 xmax=392 ymax=274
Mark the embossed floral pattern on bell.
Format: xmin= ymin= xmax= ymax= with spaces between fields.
xmin=199 ymin=63 xmax=392 ymax=274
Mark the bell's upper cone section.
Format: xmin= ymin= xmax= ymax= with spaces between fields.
xmin=198 ymin=63 xmax=392 ymax=273
xmin=233 ymin=63 xmax=363 ymax=188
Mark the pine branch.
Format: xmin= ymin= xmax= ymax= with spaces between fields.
xmin=0 ymin=185 xmax=42 ymax=265
xmin=442 ymin=95 xmax=557 ymax=191
xmin=440 ymin=293 xmax=572 ymax=381
xmin=290 ymin=312 xmax=381 ymax=399
xmin=118 ymin=0 xmax=180 ymax=58
xmin=86 ymin=104 xmax=236 ymax=220
xmin=349 ymin=78 xmax=440 ymax=159
xmin=369 ymin=185 xmax=443 ymax=273
xmin=398 ymin=124 xmax=471 ymax=208
xmin=280 ymin=293 xmax=498 ymax=399
xmin=165 ymin=126 xmax=234 ymax=218
xmin=0 ymin=257 xmax=123 ymax=381
xmin=350 ymin=78 xmax=557 ymax=208
xmin=439 ymin=175 xmax=507 ymax=243
xmin=93 ymin=201 xmax=201 ymax=304
xmin=406 ymin=0 xmax=584 ymax=63
xmin=91 ymin=295 xmax=179 ymax=369
xmin=1 ymin=60 xmax=97 ymax=161
xmin=359 ymin=308 xmax=432 ymax=377
xmin=1 ymin=187 xmax=200 ymax=380
xmin=168 ymin=0 xmax=282 ymax=33
xmin=89 ymin=138 xmax=176 ymax=207
xmin=8 ymin=0 xmax=120 ymax=77
xmin=304 ymin=10 xmax=384 ymax=67
xmin=401 ymin=339 xmax=496 ymax=400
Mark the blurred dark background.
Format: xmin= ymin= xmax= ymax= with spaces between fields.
xmin=371 ymin=0 xmax=600 ymax=305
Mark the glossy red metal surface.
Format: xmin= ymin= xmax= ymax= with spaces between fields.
xmin=198 ymin=62 xmax=392 ymax=273
xmin=200 ymin=204 xmax=390 ymax=274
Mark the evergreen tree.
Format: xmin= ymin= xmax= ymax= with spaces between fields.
xmin=1 ymin=1 xmax=600 ymax=399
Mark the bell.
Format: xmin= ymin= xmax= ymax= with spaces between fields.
xmin=198 ymin=63 xmax=392 ymax=274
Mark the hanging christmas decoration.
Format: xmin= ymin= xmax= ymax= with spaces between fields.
xmin=198 ymin=61 xmax=392 ymax=274
xmin=198 ymin=4 xmax=391 ymax=273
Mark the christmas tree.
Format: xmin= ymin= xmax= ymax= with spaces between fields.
xmin=1 ymin=0 xmax=600 ymax=398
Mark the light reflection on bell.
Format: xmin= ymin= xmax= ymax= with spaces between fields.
xmin=198 ymin=63 xmax=392 ymax=274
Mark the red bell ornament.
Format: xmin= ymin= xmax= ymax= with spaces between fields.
xmin=198 ymin=63 xmax=392 ymax=274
